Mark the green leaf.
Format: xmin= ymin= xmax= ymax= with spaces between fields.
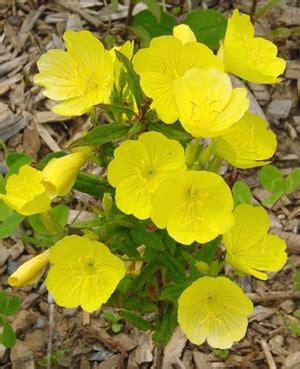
xmin=196 ymin=236 xmax=221 ymax=264
xmin=140 ymin=0 xmax=161 ymax=22
xmin=111 ymin=323 xmax=122 ymax=333
xmin=130 ymin=25 xmax=151 ymax=48
xmin=262 ymin=191 xmax=284 ymax=206
xmin=28 ymin=214 xmax=50 ymax=235
xmin=159 ymin=254 xmax=186 ymax=283
xmin=0 ymin=293 xmax=20 ymax=316
xmin=134 ymin=262 xmax=160 ymax=290
xmin=0 ymin=213 xmax=24 ymax=239
xmin=120 ymin=310 xmax=152 ymax=331
xmin=74 ymin=172 xmax=113 ymax=198
xmin=130 ymin=225 xmax=164 ymax=250
xmin=98 ymin=103 xmax=136 ymax=116
xmin=115 ymin=51 xmax=144 ymax=107
xmin=71 ymin=123 xmax=130 ymax=147
xmin=133 ymin=9 xmax=176 ymax=38
xmin=232 ymin=181 xmax=252 ymax=206
xmin=295 ymin=269 xmax=300 ymax=290
xmin=160 ymin=283 xmax=188 ymax=303
xmin=285 ymin=168 xmax=300 ymax=194
xmin=149 ymin=122 xmax=191 ymax=143
xmin=0 ymin=317 xmax=16 ymax=348
xmin=50 ymin=204 xmax=69 ymax=229
xmin=258 ymin=165 xmax=285 ymax=193
xmin=6 ymin=153 xmax=32 ymax=176
xmin=153 ymin=304 xmax=177 ymax=346
xmin=183 ymin=9 xmax=227 ymax=49
xmin=0 ymin=175 xmax=13 ymax=221
xmin=39 ymin=151 xmax=66 ymax=168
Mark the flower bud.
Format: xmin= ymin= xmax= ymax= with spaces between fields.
xmin=8 ymin=250 xmax=50 ymax=287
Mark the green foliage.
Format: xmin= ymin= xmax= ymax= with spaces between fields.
xmin=213 ymin=348 xmax=230 ymax=359
xmin=0 ymin=212 xmax=24 ymax=240
xmin=74 ymin=172 xmax=114 ymax=198
xmin=132 ymin=10 xmax=176 ymax=46
xmin=103 ymin=311 xmax=124 ymax=333
xmin=232 ymin=181 xmax=252 ymax=206
xmin=183 ymin=9 xmax=228 ymax=49
xmin=5 ymin=152 xmax=32 ymax=176
xmin=140 ymin=0 xmax=161 ymax=22
xmin=71 ymin=123 xmax=130 ymax=147
xmin=0 ymin=292 xmax=20 ymax=348
xmin=115 ymin=51 xmax=145 ymax=107
xmin=120 ymin=310 xmax=152 ymax=331
xmin=288 ymin=322 xmax=300 ymax=337
xmin=258 ymin=165 xmax=300 ymax=205
xmin=38 ymin=349 xmax=67 ymax=367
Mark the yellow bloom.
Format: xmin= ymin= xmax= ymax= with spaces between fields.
xmin=151 ymin=171 xmax=234 ymax=245
xmin=107 ymin=131 xmax=186 ymax=220
xmin=8 ymin=251 xmax=49 ymax=287
xmin=34 ymin=30 xmax=114 ymax=116
xmin=133 ymin=27 xmax=223 ymax=124
xmin=223 ymin=204 xmax=287 ymax=280
xmin=173 ymin=24 xmax=196 ymax=45
xmin=220 ymin=9 xmax=286 ymax=84
xmin=213 ymin=112 xmax=277 ymax=168
xmin=178 ymin=276 xmax=253 ymax=348
xmin=0 ymin=165 xmax=51 ymax=216
xmin=173 ymin=68 xmax=249 ymax=138
xmin=46 ymin=235 xmax=126 ymax=312
xmin=109 ymin=41 xmax=134 ymax=86
xmin=42 ymin=152 xmax=87 ymax=198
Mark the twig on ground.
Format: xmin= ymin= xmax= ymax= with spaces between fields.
xmin=261 ymin=339 xmax=277 ymax=369
xmin=47 ymin=299 xmax=55 ymax=369
xmin=247 ymin=291 xmax=300 ymax=303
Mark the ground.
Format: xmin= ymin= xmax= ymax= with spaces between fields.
xmin=0 ymin=0 xmax=300 ymax=368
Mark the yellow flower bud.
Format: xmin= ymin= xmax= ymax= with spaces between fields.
xmin=42 ymin=152 xmax=86 ymax=198
xmin=8 ymin=250 xmax=50 ymax=287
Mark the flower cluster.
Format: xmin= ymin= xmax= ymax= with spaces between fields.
xmin=7 ymin=8 xmax=288 ymax=351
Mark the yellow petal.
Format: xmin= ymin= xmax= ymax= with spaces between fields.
xmin=8 ymin=251 xmax=50 ymax=287
xmin=173 ymin=68 xmax=249 ymax=137
xmin=133 ymin=36 xmax=223 ymax=124
xmin=151 ymin=171 xmax=234 ymax=245
xmin=223 ymin=204 xmax=287 ymax=279
xmin=222 ymin=9 xmax=286 ymax=83
xmin=0 ymin=165 xmax=51 ymax=216
xmin=33 ymin=50 xmax=80 ymax=101
xmin=107 ymin=132 xmax=186 ymax=220
xmin=42 ymin=152 xmax=86 ymax=198
xmin=213 ymin=112 xmax=277 ymax=168
xmin=34 ymin=30 xmax=114 ymax=116
xmin=173 ymin=24 xmax=196 ymax=44
xmin=178 ymin=276 xmax=253 ymax=348
xmin=46 ymin=235 xmax=126 ymax=312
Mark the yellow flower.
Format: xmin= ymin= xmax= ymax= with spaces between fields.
xmin=42 ymin=152 xmax=87 ymax=198
xmin=46 ymin=235 xmax=126 ymax=312
xmin=0 ymin=165 xmax=51 ymax=216
xmin=178 ymin=276 xmax=253 ymax=348
xmin=223 ymin=204 xmax=287 ymax=280
xmin=151 ymin=171 xmax=234 ymax=245
xmin=133 ymin=27 xmax=223 ymax=124
xmin=109 ymin=41 xmax=134 ymax=86
xmin=173 ymin=68 xmax=249 ymax=138
xmin=8 ymin=250 xmax=50 ymax=287
xmin=34 ymin=30 xmax=114 ymax=116
xmin=213 ymin=112 xmax=277 ymax=168
xmin=220 ymin=9 xmax=286 ymax=84
xmin=173 ymin=24 xmax=196 ymax=45
xmin=107 ymin=131 xmax=186 ymax=220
